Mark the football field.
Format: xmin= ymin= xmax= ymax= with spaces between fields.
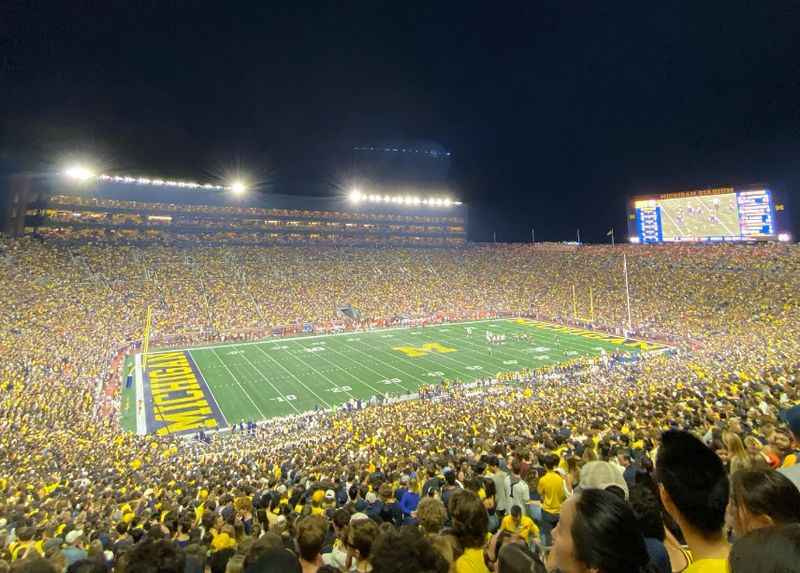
xmin=129 ymin=318 xmax=664 ymax=436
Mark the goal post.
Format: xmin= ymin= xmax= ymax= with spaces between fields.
xmin=141 ymin=304 xmax=153 ymax=369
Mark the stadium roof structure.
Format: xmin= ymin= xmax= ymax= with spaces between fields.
xmin=52 ymin=168 xmax=466 ymax=215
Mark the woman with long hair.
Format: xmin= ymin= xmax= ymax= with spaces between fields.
xmin=722 ymin=432 xmax=751 ymax=476
xmin=726 ymin=468 xmax=800 ymax=538
xmin=549 ymin=488 xmax=658 ymax=573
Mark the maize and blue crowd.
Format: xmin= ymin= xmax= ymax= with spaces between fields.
xmin=1 ymin=236 xmax=800 ymax=573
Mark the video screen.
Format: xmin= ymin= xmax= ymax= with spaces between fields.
xmin=634 ymin=189 xmax=774 ymax=243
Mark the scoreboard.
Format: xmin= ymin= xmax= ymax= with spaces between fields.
xmin=631 ymin=187 xmax=777 ymax=244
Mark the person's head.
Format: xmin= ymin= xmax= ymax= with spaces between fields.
xmin=509 ymin=505 xmax=522 ymax=523
xmin=369 ymin=526 xmax=449 ymax=573
xmin=448 ymin=490 xmax=488 ymax=550
xmin=744 ymin=436 xmax=764 ymax=457
xmin=243 ymin=533 xmax=282 ymax=568
xmin=627 ymin=483 xmax=665 ymax=542
xmin=656 ymin=430 xmax=729 ymax=540
xmin=551 ymin=489 xmax=652 ymax=573
xmin=416 ymin=497 xmax=447 ymax=535
xmin=768 ymin=429 xmax=793 ymax=455
xmin=727 ymin=469 xmax=800 ymax=537
xmin=8 ymin=559 xmax=57 ymax=573
xmin=224 ymin=554 xmax=244 ymax=573
xmin=728 ymin=524 xmax=800 ymax=573
xmin=544 ymin=454 xmax=559 ymax=471
xmin=346 ymin=518 xmax=378 ymax=564
xmin=722 ymin=432 xmax=747 ymax=460
xmin=427 ymin=534 xmax=456 ymax=567
xmin=295 ymin=515 xmax=327 ymax=563
xmin=242 ymin=548 xmax=301 ymax=573
xmin=65 ymin=561 xmax=108 ymax=573
xmin=116 ymin=539 xmax=185 ymax=573
xmin=487 ymin=530 xmax=525 ymax=571
xmin=497 ymin=542 xmax=547 ymax=573
xmin=780 ymin=404 xmax=800 ymax=443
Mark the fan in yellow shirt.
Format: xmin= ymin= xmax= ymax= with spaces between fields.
xmin=500 ymin=506 xmax=539 ymax=542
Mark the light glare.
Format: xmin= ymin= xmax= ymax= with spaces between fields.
xmin=64 ymin=165 xmax=95 ymax=182
xmin=230 ymin=180 xmax=247 ymax=195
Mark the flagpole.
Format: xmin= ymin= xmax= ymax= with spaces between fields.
xmin=531 ymin=227 xmax=534 ymax=244
xmin=623 ymin=253 xmax=632 ymax=334
xmin=577 ymin=228 xmax=581 ymax=244
xmin=611 ymin=228 xmax=615 ymax=247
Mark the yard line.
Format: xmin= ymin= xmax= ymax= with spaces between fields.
xmin=282 ymin=340 xmax=362 ymax=400
xmin=236 ymin=350 xmax=303 ymax=415
xmin=251 ymin=343 xmax=333 ymax=409
xmin=209 ymin=348 xmax=269 ymax=419
xmin=313 ymin=340 xmax=415 ymax=394
xmin=188 ymin=350 xmax=230 ymax=427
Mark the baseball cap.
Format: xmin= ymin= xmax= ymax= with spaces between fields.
xmin=65 ymin=529 xmax=84 ymax=545
xmin=579 ymin=461 xmax=629 ymax=499
xmin=780 ymin=404 xmax=800 ymax=439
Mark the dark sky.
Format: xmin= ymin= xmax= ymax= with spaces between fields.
xmin=2 ymin=2 xmax=799 ymax=242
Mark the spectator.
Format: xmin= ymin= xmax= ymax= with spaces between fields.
xmin=345 ymin=518 xmax=378 ymax=573
xmin=537 ymin=454 xmax=566 ymax=546
xmin=416 ymin=498 xmax=447 ymax=536
xmin=549 ymin=488 xmax=655 ymax=573
xmin=369 ymin=527 xmax=448 ymax=573
xmin=499 ymin=505 xmax=539 ymax=544
xmin=448 ymin=490 xmax=489 ymax=573
xmin=296 ymin=515 xmax=328 ymax=573
xmin=497 ymin=543 xmax=546 ymax=573
xmin=726 ymin=469 xmax=800 ymax=538
xmin=727 ymin=524 xmax=800 ymax=573
xmin=116 ymin=540 xmax=185 ymax=573
xmin=656 ymin=430 xmax=730 ymax=573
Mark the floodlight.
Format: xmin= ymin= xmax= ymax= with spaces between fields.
xmin=63 ymin=164 xmax=95 ymax=182
xmin=443 ymin=198 xmax=452 ymax=207
xmin=349 ymin=188 xmax=363 ymax=203
xmin=778 ymin=232 xmax=791 ymax=242
xmin=629 ymin=236 xmax=641 ymax=244
xmin=230 ymin=180 xmax=247 ymax=195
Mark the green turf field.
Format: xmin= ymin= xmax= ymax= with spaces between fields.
xmin=130 ymin=318 xmax=664 ymax=436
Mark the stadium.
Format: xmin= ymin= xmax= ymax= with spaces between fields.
xmin=2 ymin=158 xmax=800 ymax=572
xmin=3 ymin=5 xmax=800 ymax=571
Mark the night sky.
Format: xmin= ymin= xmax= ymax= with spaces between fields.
xmin=2 ymin=2 xmax=799 ymax=242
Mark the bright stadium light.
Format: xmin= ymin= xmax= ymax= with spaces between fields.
xmin=230 ymin=180 xmax=247 ymax=195
xmin=629 ymin=236 xmax=641 ymax=244
xmin=63 ymin=164 xmax=96 ymax=182
xmin=778 ymin=232 xmax=791 ymax=242
xmin=349 ymin=188 xmax=363 ymax=203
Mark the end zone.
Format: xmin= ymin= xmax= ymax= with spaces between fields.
xmin=135 ymin=350 xmax=227 ymax=436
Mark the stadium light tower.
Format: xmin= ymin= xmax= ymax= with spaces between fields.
xmin=63 ymin=164 xmax=96 ymax=182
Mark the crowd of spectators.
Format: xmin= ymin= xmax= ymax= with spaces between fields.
xmin=1 ymin=236 xmax=800 ymax=572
